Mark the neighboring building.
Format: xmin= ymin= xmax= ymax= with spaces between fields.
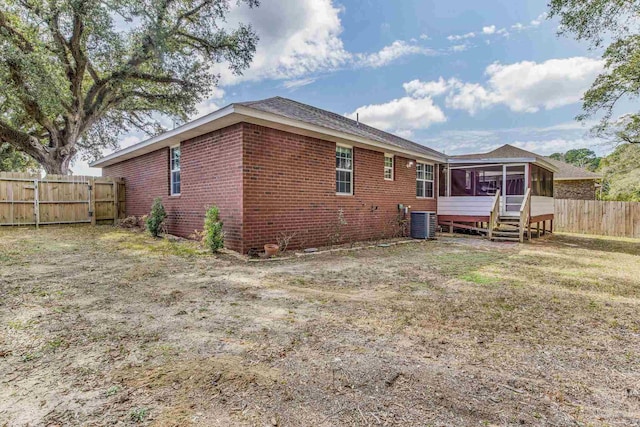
xmin=91 ymin=97 xmax=557 ymax=251
xmin=544 ymin=157 xmax=601 ymax=200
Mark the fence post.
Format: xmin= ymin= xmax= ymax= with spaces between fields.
xmin=112 ymin=178 xmax=119 ymax=225
xmin=89 ymin=177 xmax=96 ymax=226
xmin=33 ymin=178 xmax=39 ymax=229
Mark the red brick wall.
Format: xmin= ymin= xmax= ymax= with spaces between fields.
xmin=102 ymin=124 xmax=244 ymax=251
xmin=103 ymin=123 xmax=438 ymax=253
xmin=241 ymin=124 xmax=437 ymax=252
xmin=102 ymin=148 xmax=169 ymax=224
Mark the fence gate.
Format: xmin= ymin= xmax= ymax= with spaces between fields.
xmin=0 ymin=172 xmax=125 ymax=227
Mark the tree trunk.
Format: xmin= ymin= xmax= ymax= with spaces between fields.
xmin=36 ymin=143 xmax=76 ymax=175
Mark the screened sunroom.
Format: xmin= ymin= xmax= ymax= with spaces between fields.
xmin=436 ymin=145 xmax=558 ymax=241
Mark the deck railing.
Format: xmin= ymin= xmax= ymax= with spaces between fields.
xmin=488 ymin=192 xmax=500 ymax=240
xmin=518 ymin=188 xmax=532 ymax=242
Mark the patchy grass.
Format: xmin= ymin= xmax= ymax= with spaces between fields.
xmin=0 ymin=226 xmax=639 ymax=426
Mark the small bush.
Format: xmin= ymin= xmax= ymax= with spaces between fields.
xmin=203 ymin=206 xmax=224 ymax=253
xmin=146 ymin=198 xmax=166 ymax=238
xmin=130 ymin=407 xmax=148 ymax=423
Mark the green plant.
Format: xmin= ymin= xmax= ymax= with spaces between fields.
xmin=146 ymin=198 xmax=167 ymax=238
xmin=106 ymin=385 xmax=120 ymax=396
xmin=203 ymin=206 xmax=224 ymax=253
xmin=130 ymin=407 xmax=149 ymax=423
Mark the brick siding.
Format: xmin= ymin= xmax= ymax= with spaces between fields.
xmin=241 ymin=124 xmax=437 ymax=252
xmin=103 ymin=122 xmax=437 ymax=253
xmin=554 ymin=179 xmax=597 ymax=200
xmin=103 ymin=124 xmax=244 ymax=251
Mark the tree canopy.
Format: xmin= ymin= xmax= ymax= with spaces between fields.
xmin=0 ymin=142 xmax=39 ymax=172
xmin=598 ymin=143 xmax=640 ymax=201
xmin=549 ymin=148 xmax=601 ymax=171
xmin=548 ymin=0 xmax=640 ymax=144
xmin=0 ymin=0 xmax=259 ymax=174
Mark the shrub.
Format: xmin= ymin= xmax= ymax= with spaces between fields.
xmin=146 ymin=198 xmax=166 ymax=237
xmin=203 ymin=206 xmax=224 ymax=252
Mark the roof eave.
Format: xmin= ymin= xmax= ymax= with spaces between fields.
xmin=555 ymin=176 xmax=601 ymax=181
xmin=91 ymin=103 xmax=447 ymax=168
xmin=233 ymin=105 xmax=447 ymax=163
xmin=447 ymin=157 xmax=559 ymax=172
xmin=90 ymin=104 xmax=237 ymax=168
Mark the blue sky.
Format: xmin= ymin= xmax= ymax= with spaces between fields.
xmin=77 ymin=0 xmax=618 ymax=175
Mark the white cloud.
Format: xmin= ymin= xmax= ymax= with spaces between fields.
xmin=530 ymin=13 xmax=546 ymax=27
xmin=447 ymin=12 xmax=545 ymax=47
xmin=408 ymin=57 xmax=604 ymax=115
xmin=283 ymin=77 xmax=317 ymax=89
xmin=218 ymin=0 xmax=350 ymax=85
xmin=403 ymin=78 xmax=450 ymax=98
xmin=482 ymin=25 xmax=496 ymax=35
xmin=445 ymin=80 xmax=500 ymax=114
xmin=356 ymin=40 xmax=436 ymax=68
xmin=451 ymin=44 xmax=469 ymax=52
xmin=193 ymin=87 xmax=226 ymax=118
xmin=346 ymin=96 xmax=446 ymax=135
xmin=217 ymin=0 xmax=435 ymax=86
xmin=480 ymin=57 xmax=604 ymax=112
xmin=447 ymin=32 xmax=475 ymax=41
xmin=511 ymin=138 xmax=610 ymax=156
xmin=419 ymin=33 xmax=430 ymax=40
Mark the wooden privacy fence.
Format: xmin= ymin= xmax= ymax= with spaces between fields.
xmin=554 ymin=199 xmax=640 ymax=238
xmin=0 ymin=172 xmax=125 ymax=227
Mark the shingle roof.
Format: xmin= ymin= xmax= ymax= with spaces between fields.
xmin=544 ymin=157 xmax=602 ymax=180
xmin=452 ymin=144 xmax=549 ymax=163
xmin=236 ymin=97 xmax=445 ymax=159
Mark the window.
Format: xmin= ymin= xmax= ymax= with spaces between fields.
xmin=531 ymin=164 xmax=554 ymax=197
xmin=439 ymin=165 xmax=448 ymax=197
xmin=384 ymin=154 xmax=394 ymax=180
xmin=336 ymin=146 xmax=353 ymax=194
xmin=450 ymin=164 xmax=527 ymax=197
xmin=170 ymin=146 xmax=181 ymax=195
xmin=416 ymin=162 xmax=434 ymax=198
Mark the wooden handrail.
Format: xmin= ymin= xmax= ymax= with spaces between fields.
xmin=518 ymin=188 xmax=532 ymax=242
xmin=488 ymin=192 xmax=500 ymax=240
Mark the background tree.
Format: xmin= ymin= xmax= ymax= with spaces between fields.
xmin=598 ymin=143 xmax=640 ymax=201
xmin=548 ymin=148 xmax=601 ymax=171
xmin=0 ymin=142 xmax=39 ymax=172
xmin=0 ymin=0 xmax=259 ymax=174
xmin=548 ymin=0 xmax=640 ymax=144
xmin=564 ymin=148 xmax=600 ymax=171
xmin=549 ymin=152 xmax=565 ymax=162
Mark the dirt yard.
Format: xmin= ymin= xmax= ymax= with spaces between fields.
xmin=1 ymin=226 xmax=639 ymax=426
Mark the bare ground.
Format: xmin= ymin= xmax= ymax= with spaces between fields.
xmin=1 ymin=226 xmax=639 ymax=426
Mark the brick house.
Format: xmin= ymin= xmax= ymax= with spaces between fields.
xmin=92 ymin=97 xmax=558 ymax=250
xmin=545 ymin=157 xmax=601 ymax=200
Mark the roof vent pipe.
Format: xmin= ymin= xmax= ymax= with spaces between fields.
xmin=356 ymin=113 xmax=359 ymax=126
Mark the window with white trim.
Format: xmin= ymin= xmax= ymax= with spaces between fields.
xmin=336 ymin=146 xmax=353 ymax=194
xmin=384 ymin=154 xmax=394 ymax=180
xmin=170 ymin=146 xmax=181 ymax=195
xmin=416 ymin=162 xmax=434 ymax=198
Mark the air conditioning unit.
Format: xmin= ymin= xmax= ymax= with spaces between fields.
xmin=410 ymin=211 xmax=437 ymax=239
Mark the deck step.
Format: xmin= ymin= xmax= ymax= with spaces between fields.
xmin=491 ymin=236 xmax=521 ymax=242
xmin=492 ymin=230 xmax=520 ymax=236
xmin=498 ymin=218 xmax=520 ymax=223
xmin=496 ymin=222 xmax=520 ymax=228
